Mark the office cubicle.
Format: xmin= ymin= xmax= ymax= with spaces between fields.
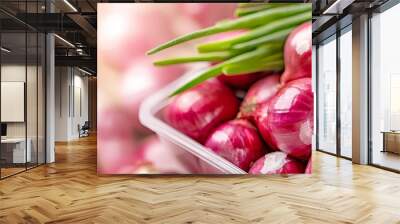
xmin=0 ymin=1 xmax=46 ymax=179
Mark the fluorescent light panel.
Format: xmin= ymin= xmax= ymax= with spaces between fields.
xmin=78 ymin=67 xmax=93 ymax=76
xmin=54 ymin=34 xmax=75 ymax=48
xmin=1 ymin=47 xmax=11 ymax=53
xmin=323 ymin=0 xmax=354 ymax=15
xmin=63 ymin=0 xmax=78 ymax=12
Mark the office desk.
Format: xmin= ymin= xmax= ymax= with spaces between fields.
xmin=382 ymin=131 xmax=400 ymax=154
xmin=1 ymin=138 xmax=32 ymax=163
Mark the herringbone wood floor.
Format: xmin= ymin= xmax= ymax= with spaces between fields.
xmin=1 ymin=135 xmax=400 ymax=224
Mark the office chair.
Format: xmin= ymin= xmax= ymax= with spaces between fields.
xmin=79 ymin=121 xmax=90 ymax=138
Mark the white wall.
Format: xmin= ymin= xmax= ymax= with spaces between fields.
xmin=1 ymin=65 xmax=38 ymax=137
xmin=55 ymin=66 xmax=70 ymax=141
xmin=55 ymin=67 xmax=89 ymax=141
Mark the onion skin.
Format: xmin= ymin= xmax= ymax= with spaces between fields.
xmin=218 ymin=72 xmax=268 ymax=90
xmin=238 ymin=74 xmax=281 ymax=122
xmin=280 ymin=22 xmax=312 ymax=84
xmin=249 ymin=151 xmax=305 ymax=174
xmin=204 ymin=119 xmax=266 ymax=171
xmin=164 ymin=78 xmax=239 ymax=143
xmin=305 ymin=158 xmax=312 ymax=174
xmin=256 ymin=78 xmax=313 ymax=161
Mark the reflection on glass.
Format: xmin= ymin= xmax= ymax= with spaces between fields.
xmin=371 ymin=4 xmax=400 ymax=171
xmin=318 ymin=36 xmax=337 ymax=154
xmin=1 ymin=31 xmax=27 ymax=177
xmin=27 ymin=31 xmax=38 ymax=169
xmin=0 ymin=1 xmax=47 ymax=179
xmin=38 ymin=33 xmax=46 ymax=165
xmin=340 ymin=28 xmax=352 ymax=158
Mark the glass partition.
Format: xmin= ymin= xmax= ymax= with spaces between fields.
xmin=0 ymin=1 xmax=46 ymax=179
xmin=317 ymin=35 xmax=337 ymax=155
xmin=26 ymin=0 xmax=41 ymax=169
xmin=339 ymin=26 xmax=352 ymax=158
xmin=38 ymin=32 xmax=45 ymax=165
xmin=1 ymin=30 xmax=28 ymax=177
xmin=27 ymin=30 xmax=38 ymax=169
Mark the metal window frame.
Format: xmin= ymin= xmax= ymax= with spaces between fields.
xmin=315 ymin=0 xmax=400 ymax=173
xmin=315 ymin=21 xmax=353 ymax=162
xmin=367 ymin=1 xmax=400 ymax=173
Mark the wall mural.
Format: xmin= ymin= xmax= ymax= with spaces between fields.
xmin=97 ymin=3 xmax=313 ymax=174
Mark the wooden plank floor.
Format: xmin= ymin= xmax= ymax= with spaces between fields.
xmin=1 ymin=135 xmax=400 ymax=224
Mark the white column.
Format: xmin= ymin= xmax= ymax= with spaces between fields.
xmin=46 ymin=33 xmax=55 ymax=163
xmin=352 ymin=14 xmax=369 ymax=164
xmin=45 ymin=0 xmax=56 ymax=163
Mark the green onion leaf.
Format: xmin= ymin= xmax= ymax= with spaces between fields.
xmin=235 ymin=3 xmax=295 ymax=17
xmin=223 ymin=60 xmax=284 ymax=75
xmin=232 ymin=27 xmax=294 ymax=50
xmin=153 ymin=51 xmax=238 ymax=66
xmin=170 ymin=43 xmax=282 ymax=96
xmin=197 ymin=11 xmax=311 ymax=53
xmin=147 ymin=4 xmax=311 ymax=55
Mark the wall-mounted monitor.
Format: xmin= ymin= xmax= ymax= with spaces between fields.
xmin=1 ymin=82 xmax=25 ymax=122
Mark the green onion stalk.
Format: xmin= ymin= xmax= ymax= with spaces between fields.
xmin=147 ymin=3 xmax=312 ymax=96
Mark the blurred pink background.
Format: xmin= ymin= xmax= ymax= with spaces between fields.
xmin=97 ymin=3 xmax=236 ymax=174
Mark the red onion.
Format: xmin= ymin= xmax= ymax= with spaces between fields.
xmin=97 ymin=138 xmax=136 ymax=174
xmin=256 ymin=78 xmax=313 ymax=161
xmin=178 ymin=3 xmax=236 ymax=27
xmin=97 ymin=107 xmax=135 ymax=140
xmin=205 ymin=31 xmax=269 ymax=90
xmin=129 ymin=136 xmax=198 ymax=174
xmin=98 ymin=5 xmax=176 ymax=71
xmin=305 ymin=158 xmax=312 ymax=174
xmin=249 ymin=151 xmax=305 ymax=174
xmin=281 ymin=22 xmax=312 ymax=84
xmin=204 ymin=119 xmax=266 ymax=171
xmin=164 ymin=78 xmax=239 ymax=143
xmin=218 ymin=72 xmax=268 ymax=90
xmin=120 ymin=59 xmax=184 ymax=134
xmin=238 ymin=74 xmax=281 ymax=122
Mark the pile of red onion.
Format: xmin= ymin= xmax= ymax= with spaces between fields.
xmin=164 ymin=22 xmax=313 ymax=174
